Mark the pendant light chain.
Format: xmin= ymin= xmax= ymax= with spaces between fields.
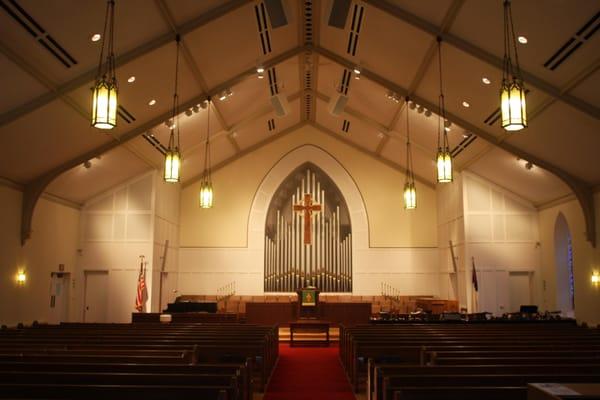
xmin=204 ymin=98 xmax=211 ymax=177
xmin=172 ymin=35 xmax=181 ymax=151
xmin=405 ymin=98 xmax=414 ymax=185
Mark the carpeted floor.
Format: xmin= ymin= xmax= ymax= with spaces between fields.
xmin=263 ymin=343 xmax=356 ymax=400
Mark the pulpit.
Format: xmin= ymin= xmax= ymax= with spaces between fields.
xmin=296 ymin=287 xmax=321 ymax=319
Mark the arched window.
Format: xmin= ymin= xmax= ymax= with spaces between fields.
xmin=554 ymin=213 xmax=575 ymax=317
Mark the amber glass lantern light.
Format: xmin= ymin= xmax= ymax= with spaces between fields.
xmin=199 ymin=98 xmax=214 ymax=208
xmin=500 ymin=0 xmax=527 ymax=131
xmin=91 ymin=0 xmax=118 ymax=130
xmin=164 ymin=35 xmax=182 ymax=183
xmin=404 ymin=97 xmax=416 ymax=210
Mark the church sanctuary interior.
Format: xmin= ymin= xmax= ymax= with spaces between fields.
xmin=1 ymin=0 xmax=600 ymax=399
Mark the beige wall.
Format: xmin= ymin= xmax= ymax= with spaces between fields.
xmin=0 ymin=185 xmax=80 ymax=327
xmin=538 ymin=193 xmax=600 ymax=327
xmin=180 ymin=124 xmax=438 ymax=248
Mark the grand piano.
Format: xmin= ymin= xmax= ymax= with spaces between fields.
xmin=164 ymin=296 xmax=218 ymax=313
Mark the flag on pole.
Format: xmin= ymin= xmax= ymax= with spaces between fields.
xmin=471 ymin=257 xmax=479 ymax=314
xmin=471 ymin=257 xmax=478 ymax=292
xmin=135 ymin=256 xmax=146 ymax=312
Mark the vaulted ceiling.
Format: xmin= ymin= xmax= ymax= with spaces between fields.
xmin=0 ymin=0 xmax=598 ymax=211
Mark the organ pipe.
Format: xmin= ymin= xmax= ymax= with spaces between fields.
xmin=264 ymin=169 xmax=352 ymax=293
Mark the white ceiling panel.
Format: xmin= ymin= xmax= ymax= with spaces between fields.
xmin=0 ymin=0 xmax=169 ymax=85
xmin=0 ymin=52 xmax=48 ymax=114
xmin=184 ymin=3 xmax=299 ymax=89
xmin=46 ymin=146 xmax=150 ymax=204
xmin=467 ymin=147 xmax=571 ymax=206
xmin=450 ymin=0 xmax=600 ymax=88
xmin=0 ymin=100 xmax=110 ymax=183
xmin=507 ymin=101 xmax=600 ymax=184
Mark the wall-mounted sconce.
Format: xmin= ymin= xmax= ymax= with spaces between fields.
xmin=16 ymin=270 xmax=27 ymax=286
xmin=592 ymin=271 xmax=599 ymax=286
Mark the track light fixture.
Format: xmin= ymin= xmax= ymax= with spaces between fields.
xmin=501 ymin=0 xmax=527 ymax=131
xmin=91 ymin=0 xmax=118 ymax=130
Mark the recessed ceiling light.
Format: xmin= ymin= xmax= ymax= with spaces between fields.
xmin=518 ymin=35 xmax=528 ymax=44
xmin=462 ymin=101 xmax=470 ymax=108
xmin=127 ymin=76 xmax=136 ymax=83
xmin=91 ymin=33 xmax=101 ymax=42
xmin=482 ymin=77 xmax=491 ymax=85
xmin=444 ymin=127 xmax=451 ymax=132
xmin=148 ymin=99 xmax=156 ymax=106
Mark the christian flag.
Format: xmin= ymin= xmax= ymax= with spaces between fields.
xmin=471 ymin=257 xmax=478 ymax=292
xmin=135 ymin=258 xmax=146 ymax=312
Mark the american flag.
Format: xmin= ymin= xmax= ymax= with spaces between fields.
xmin=135 ymin=258 xmax=146 ymax=312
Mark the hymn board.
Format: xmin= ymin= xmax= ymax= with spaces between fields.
xmin=264 ymin=166 xmax=352 ymax=292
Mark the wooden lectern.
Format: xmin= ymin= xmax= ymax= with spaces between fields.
xmin=296 ymin=287 xmax=320 ymax=319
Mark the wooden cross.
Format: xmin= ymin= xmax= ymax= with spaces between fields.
xmin=293 ymin=193 xmax=322 ymax=245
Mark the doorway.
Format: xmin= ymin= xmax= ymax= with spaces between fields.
xmin=83 ymin=270 xmax=109 ymax=322
xmin=48 ymin=272 xmax=70 ymax=324
xmin=508 ymin=271 xmax=532 ymax=313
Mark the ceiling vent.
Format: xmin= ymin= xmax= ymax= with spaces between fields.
xmin=117 ymin=105 xmax=136 ymax=124
xmin=342 ymin=119 xmax=350 ymax=133
xmin=142 ymin=133 xmax=167 ymax=155
xmin=346 ymin=4 xmax=364 ymax=56
xmin=339 ymin=68 xmax=352 ymax=95
xmin=451 ymin=133 xmax=477 ymax=158
xmin=328 ymin=0 xmax=351 ymax=29
xmin=254 ymin=2 xmax=272 ymax=55
xmin=544 ymin=11 xmax=599 ymax=71
xmin=264 ymin=0 xmax=287 ymax=28
xmin=267 ymin=67 xmax=279 ymax=96
xmin=1 ymin=0 xmax=78 ymax=68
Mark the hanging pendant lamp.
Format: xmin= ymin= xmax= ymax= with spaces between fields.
xmin=91 ymin=0 xmax=118 ymax=130
xmin=199 ymin=97 xmax=214 ymax=208
xmin=404 ymin=97 xmax=416 ymax=210
xmin=164 ymin=35 xmax=182 ymax=183
xmin=435 ymin=37 xmax=453 ymax=183
xmin=500 ymin=0 xmax=527 ymax=131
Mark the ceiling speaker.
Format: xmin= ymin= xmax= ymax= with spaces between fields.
xmin=270 ymin=93 xmax=290 ymax=117
xmin=328 ymin=92 xmax=348 ymax=116
xmin=265 ymin=0 xmax=288 ymax=28
xmin=328 ymin=0 xmax=351 ymax=28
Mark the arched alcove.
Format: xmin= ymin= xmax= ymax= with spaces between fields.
xmin=554 ymin=212 xmax=575 ymax=317
xmin=247 ymin=144 xmax=369 ymax=293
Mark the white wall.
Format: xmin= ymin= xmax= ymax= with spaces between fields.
xmin=437 ymin=172 xmax=542 ymax=314
xmin=462 ymin=172 xmax=541 ymax=314
xmin=538 ymin=193 xmax=600 ymax=326
xmin=0 ymin=185 xmax=80 ymax=327
xmin=179 ymin=125 xmax=440 ymax=297
xmin=151 ymin=173 xmax=180 ymax=311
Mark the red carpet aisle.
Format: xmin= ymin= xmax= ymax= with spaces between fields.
xmin=264 ymin=343 xmax=355 ymax=400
